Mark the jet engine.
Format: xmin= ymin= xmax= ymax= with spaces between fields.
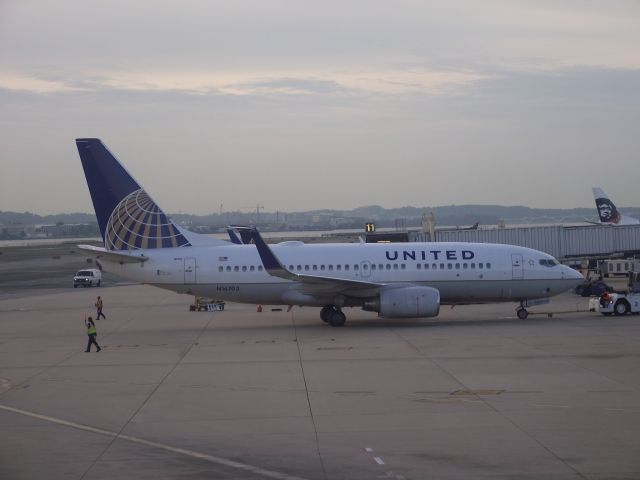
xmin=363 ymin=285 xmax=440 ymax=318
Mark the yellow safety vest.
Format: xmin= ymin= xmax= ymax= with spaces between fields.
xmin=87 ymin=325 xmax=97 ymax=335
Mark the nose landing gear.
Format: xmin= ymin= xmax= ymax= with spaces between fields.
xmin=516 ymin=301 xmax=529 ymax=320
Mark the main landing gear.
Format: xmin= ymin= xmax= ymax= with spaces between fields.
xmin=516 ymin=301 xmax=529 ymax=320
xmin=320 ymin=306 xmax=346 ymax=327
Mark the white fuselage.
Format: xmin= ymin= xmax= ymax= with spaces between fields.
xmin=99 ymin=241 xmax=582 ymax=307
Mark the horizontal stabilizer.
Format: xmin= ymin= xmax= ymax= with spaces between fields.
xmin=78 ymin=244 xmax=148 ymax=263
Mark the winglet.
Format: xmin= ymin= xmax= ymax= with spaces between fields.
xmin=234 ymin=227 xmax=297 ymax=280
xmin=227 ymin=228 xmax=242 ymax=244
xmin=229 ymin=225 xmax=254 ymax=245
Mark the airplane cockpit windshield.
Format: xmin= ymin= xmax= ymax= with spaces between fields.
xmin=539 ymin=258 xmax=559 ymax=267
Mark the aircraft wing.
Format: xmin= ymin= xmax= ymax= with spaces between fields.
xmin=237 ymin=227 xmax=385 ymax=293
xmin=78 ymin=244 xmax=149 ymax=263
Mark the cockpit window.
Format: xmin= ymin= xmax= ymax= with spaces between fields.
xmin=539 ymin=258 xmax=559 ymax=267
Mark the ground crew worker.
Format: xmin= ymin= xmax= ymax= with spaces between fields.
xmin=95 ymin=296 xmax=106 ymax=320
xmin=85 ymin=317 xmax=102 ymax=352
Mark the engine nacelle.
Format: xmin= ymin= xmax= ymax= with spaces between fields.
xmin=363 ymin=286 xmax=440 ymax=318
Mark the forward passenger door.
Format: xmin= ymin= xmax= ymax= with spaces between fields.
xmin=511 ymin=254 xmax=524 ymax=280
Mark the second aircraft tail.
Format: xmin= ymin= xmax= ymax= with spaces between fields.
xmin=592 ymin=187 xmax=640 ymax=225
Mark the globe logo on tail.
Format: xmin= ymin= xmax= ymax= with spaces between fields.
xmin=105 ymin=189 xmax=191 ymax=250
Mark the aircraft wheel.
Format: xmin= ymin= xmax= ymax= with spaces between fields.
xmin=517 ymin=308 xmax=529 ymax=320
xmin=614 ymin=301 xmax=629 ymax=316
xmin=320 ymin=306 xmax=333 ymax=323
xmin=328 ymin=310 xmax=346 ymax=327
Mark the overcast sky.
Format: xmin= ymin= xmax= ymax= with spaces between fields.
xmin=1 ymin=1 xmax=639 ymax=215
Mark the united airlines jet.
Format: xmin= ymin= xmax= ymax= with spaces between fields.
xmin=76 ymin=139 xmax=583 ymax=326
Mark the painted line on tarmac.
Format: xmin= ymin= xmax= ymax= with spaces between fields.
xmin=0 ymin=404 xmax=309 ymax=480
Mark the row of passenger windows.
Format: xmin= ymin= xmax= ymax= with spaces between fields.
xmin=218 ymin=262 xmax=492 ymax=273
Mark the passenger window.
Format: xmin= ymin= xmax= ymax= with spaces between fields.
xmin=242 ymin=266 xmax=247 ymax=272
xmin=386 ymin=264 xmax=391 ymax=270
xmin=486 ymin=263 xmax=491 ymax=269
xmin=328 ymin=265 xmax=334 ymax=271
xmin=258 ymin=266 xmax=263 ymax=271
xmin=471 ymin=263 xmax=475 ymax=269
xmin=218 ymin=266 xmax=223 ymax=272
xmin=297 ymin=265 xmax=302 ymax=271
xmin=448 ymin=264 xmax=453 ymax=270
xmin=313 ymin=265 xmax=317 ymax=271
xmin=363 ymin=264 xmax=368 ymax=270
xmin=354 ymin=264 xmax=359 ymax=271
xmin=393 ymin=264 xmax=398 ymax=270
xmin=305 ymin=265 xmax=309 ymax=271
xmin=289 ymin=265 xmax=294 ymax=270
xmin=417 ymin=264 xmax=422 ymax=270
xmin=479 ymin=263 xmax=484 ymax=269
xmin=345 ymin=265 xmax=350 ymax=271
xmin=401 ymin=264 xmax=406 ymax=270
xmin=250 ymin=266 xmax=255 ymax=271
xmin=226 ymin=266 xmax=231 ymax=272
xmin=425 ymin=264 xmax=429 ymax=269
xmin=455 ymin=263 xmax=460 ymax=269
xmin=371 ymin=264 xmax=376 ymax=270
xmin=463 ymin=263 xmax=468 ymax=269
xmin=440 ymin=263 xmax=445 ymax=269
xmin=320 ymin=265 xmax=325 ymax=271
xmin=234 ymin=266 xmax=239 ymax=272
xmin=337 ymin=265 xmax=342 ymax=271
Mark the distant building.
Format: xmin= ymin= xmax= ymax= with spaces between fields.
xmin=0 ymin=223 xmax=34 ymax=239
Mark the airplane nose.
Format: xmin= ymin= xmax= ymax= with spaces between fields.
xmin=563 ymin=266 xmax=584 ymax=284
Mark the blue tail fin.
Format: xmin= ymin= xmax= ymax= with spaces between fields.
xmin=76 ymin=139 xmax=191 ymax=250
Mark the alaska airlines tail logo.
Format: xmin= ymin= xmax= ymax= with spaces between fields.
xmin=595 ymin=197 xmax=621 ymax=224
xmin=105 ymin=189 xmax=191 ymax=250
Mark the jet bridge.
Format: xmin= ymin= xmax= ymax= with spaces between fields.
xmin=411 ymin=224 xmax=640 ymax=261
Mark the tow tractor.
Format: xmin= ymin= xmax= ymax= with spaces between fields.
xmin=597 ymin=271 xmax=640 ymax=316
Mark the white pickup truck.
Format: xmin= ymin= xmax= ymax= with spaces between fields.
xmin=597 ymin=272 xmax=640 ymax=316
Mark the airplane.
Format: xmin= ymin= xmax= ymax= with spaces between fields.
xmin=592 ymin=187 xmax=640 ymax=225
xmin=75 ymin=138 xmax=583 ymax=326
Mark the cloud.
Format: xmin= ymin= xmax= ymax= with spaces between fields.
xmin=0 ymin=73 xmax=86 ymax=94
xmin=0 ymin=67 xmax=488 ymax=98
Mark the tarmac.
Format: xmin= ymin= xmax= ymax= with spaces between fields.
xmin=1 ymin=248 xmax=640 ymax=479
